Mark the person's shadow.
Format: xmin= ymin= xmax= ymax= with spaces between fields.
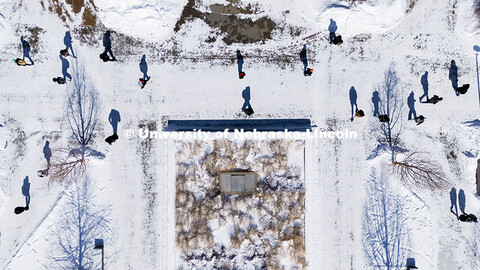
xmin=108 ymin=109 xmax=121 ymax=135
xmin=237 ymin=50 xmax=244 ymax=73
xmin=103 ymin=30 xmax=116 ymax=61
xmin=450 ymin=187 xmax=458 ymax=217
xmin=300 ymin=44 xmax=308 ymax=71
xmin=60 ymin=55 xmax=72 ymax=81
xmin=328 ymin=19 xmax=337 ymax=44
xmin=458 ymin=189 xmax=466 ymax=214
xmin=21 ymin=36 xmax=34 ymax=64
xmin=407 ymin=91 xmax=417 ymax=120
xmin=43 ymin=141 xmax=52 ymax=168
xmin=63 ymin=31 xmax=76 ymax=58
xmin=242 ymin=86 xmax=252 ymax=111
xmin=449 ymin=60 xmax=458 ymax=95
xmin=349 ymin=86 xmax=358 ymax=120
xmin=371 ymin=90 xmax=380 ymax=116
xmin=419 ymin=71 xmax=429 ymax=102
xmin=139 ymin=55 xmax=150 ymax=80
xmin=21 ymin=176 xmax=30 ymax=207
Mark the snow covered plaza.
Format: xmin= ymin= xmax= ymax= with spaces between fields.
xmin=2 ymin=0 xmax=480 ymax=269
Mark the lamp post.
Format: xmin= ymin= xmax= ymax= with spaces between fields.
xmin=474 ymin=45 xmax=480 ymax=108
xmin=94 ymin=238 xmax=104 ymax=270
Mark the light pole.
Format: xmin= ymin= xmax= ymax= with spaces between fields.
xmin=474 ymin=45 xmax=480 ymax=108
xmin=94 ymin=238 xmax=104 ymax=270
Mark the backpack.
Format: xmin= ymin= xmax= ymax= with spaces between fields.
xmin=15 ymin=58 xmax=26 ymax=66
xmin=379 ymin=115 xmax=390 ymax=122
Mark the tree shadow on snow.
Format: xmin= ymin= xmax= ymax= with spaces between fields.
xmin=367 ymin=144 xmax=408 ymax=160
xmin=363 ymin=166 xmax=409 ymax=269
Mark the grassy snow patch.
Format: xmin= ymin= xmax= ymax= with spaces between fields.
xmin=175 ymin=139 xmax=306 ymax=269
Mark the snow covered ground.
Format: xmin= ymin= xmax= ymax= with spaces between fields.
xmin=1 ymin=0 xmax=480 ymax=269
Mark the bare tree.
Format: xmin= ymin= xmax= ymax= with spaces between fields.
xmin=377 ymin=63 xmax=404 ymax=162
xmin=363 ymin=165 xmax=409 ymax=269
xmin=48 ymin=178 xmax=111 ymax=270
xmin=48 ymin=148 xmax=87 ymax=184
xmin=49 ymin=61 xmax=101 ymax=183
xmin=391 ymin=151 xmax=449 ymax=190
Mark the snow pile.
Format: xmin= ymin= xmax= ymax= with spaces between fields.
xmin=94 ymin=0 xmax=188 ymax=42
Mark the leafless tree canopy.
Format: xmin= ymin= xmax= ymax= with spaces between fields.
xmin=49 ymin=178 xmax=111 ymax=270
xmin=66 ymin=61 xmax=100 ymax=154
xmin=377 ymin=63 xmax=404 ymax=162
xmin=391 ymin=151 xmax=449 ymax=190
xmin=48 ymin=148 xmax=87 ymax=185
xmin=363 ymin=166 xmax=409 ymax=269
